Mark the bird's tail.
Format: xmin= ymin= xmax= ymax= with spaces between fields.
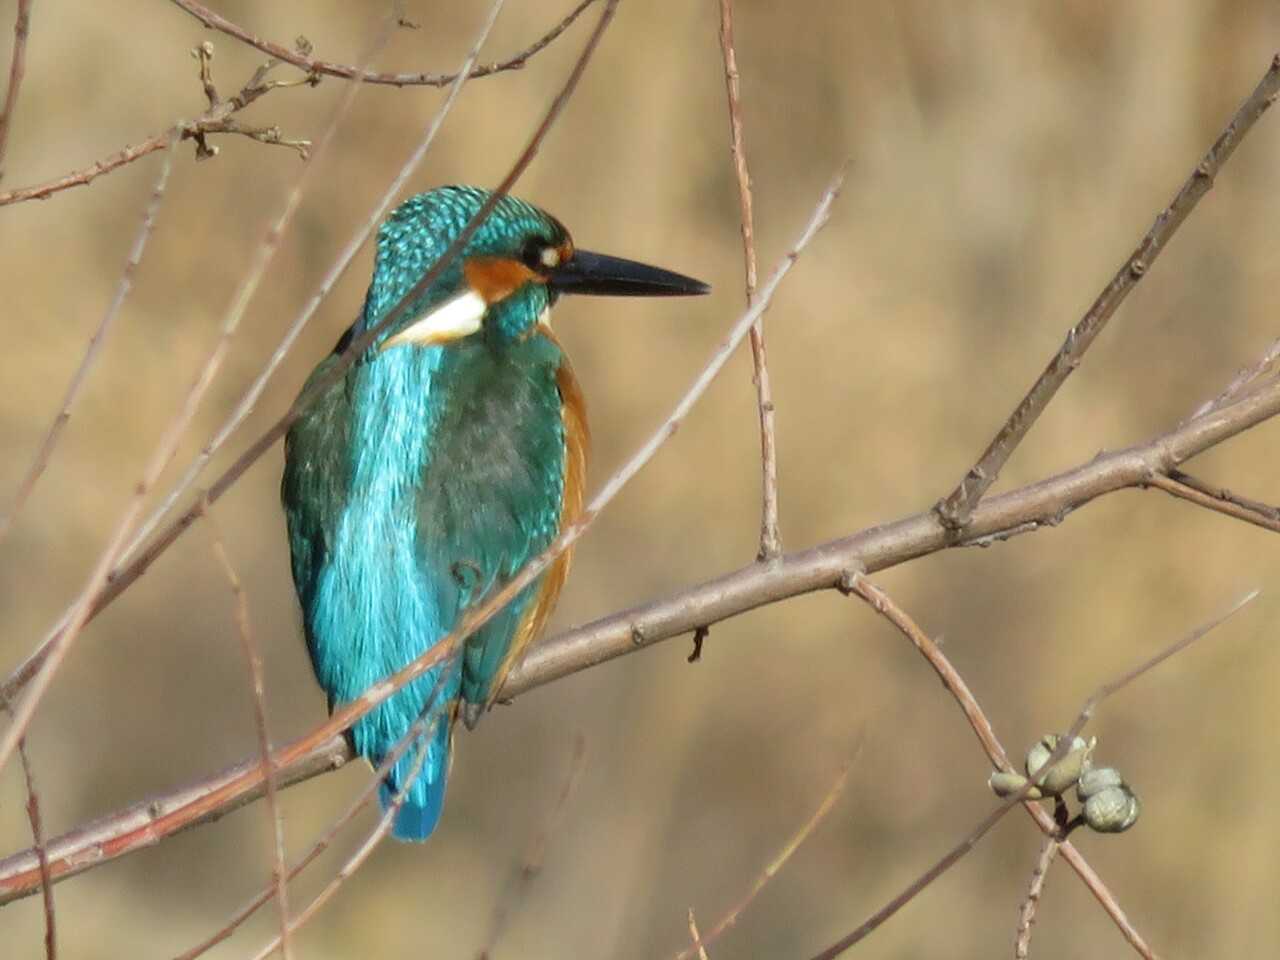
xmin=379 ymin=712 xmax=454 ymax=842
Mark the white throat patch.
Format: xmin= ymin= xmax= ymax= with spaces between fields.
xmin=381 ymin=289 xmax=487 ymax=351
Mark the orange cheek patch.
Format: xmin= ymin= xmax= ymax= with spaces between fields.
xmin=464 ymin=256 xmax=542 ymax=304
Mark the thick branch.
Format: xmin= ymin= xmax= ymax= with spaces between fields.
xmin=2 ymin=376 xmax=1277 ymax=906
xmin=167 ymin=0 xmax=598 ymax=87
xmin=935 ymin=52 xmax=1280 ymax=530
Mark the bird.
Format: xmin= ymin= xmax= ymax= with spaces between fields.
xmin=281 ymin=185 xmax=709 ymax=841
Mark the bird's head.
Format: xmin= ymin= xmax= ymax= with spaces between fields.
xmin=357 ymin=186 xmax=709 ymax=352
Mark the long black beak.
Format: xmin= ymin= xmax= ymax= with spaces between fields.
xmin=547 ymin=249 xmax=710 ymax=298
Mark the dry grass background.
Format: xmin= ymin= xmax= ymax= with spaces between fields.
xmin=2 ymin=1 xmax=1280 ymax=956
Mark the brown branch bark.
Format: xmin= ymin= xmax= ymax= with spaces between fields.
xmin=0 ymin=138 xmax=177 ymax=544
xmin=167 ymin=0 xmax=599 ymax=87
xmin=716 ymin=0 xmax=780 ymax=560
xmin=843 ymin=576 xmax=1156 ymax=959
xmin=935 ymin=52 xmax=1280 ymax=530
xmin=203 ymin=508 xmax=291 ymax=960
xmin=0 ymin=0 xmax=35 ymax=177
xmin=1015 ymin=837 xmax=1060 ymax=959
xmin=0 ymin=42 xmax=314 ymax=207
xmin=1148 ymin=469 xmax=1280 ymax=534
xmin=16 ymin=735 xmax=54 ymax=959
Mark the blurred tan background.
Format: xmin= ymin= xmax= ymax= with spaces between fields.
xmin=2 ymin=1 xmax=1280 ymax=956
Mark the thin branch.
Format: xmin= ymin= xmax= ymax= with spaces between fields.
xmin=166 ymin=0 xmax=598 ymax=88
xmin=1147 ymin=470 xmax=1280 ymax=535
xmin=0 ymin=0 xmax=34 ymax=177
xmin=174 ymin=711 xmax=438 ymax=960
xmin=673 ymin=762 xmax=851 ymax=959
xmin=0 ymin=9 xmax=403 ymax=778
xmin=203 ymin=506 xmax=291 ymax=960
xmin=245 ymin=728 xmax=435 ymax=960
xmin=478 ymin=735 xmax=587 ymax=959
xmin=687 ymin=909 xmax=711 ymax=960
xmin=0 ymin=164 xmax=841 ymax=904
xmin=0 ymin=42 xmax=314 ymax=207
xmin=935 ymin=52 xmax=1280 ymax=530
xmin=16 ymin=736 xmax=55 ymax=959
xmin=1014 ymin=836 xmax=1060 ymax=960
xmin=0 ymin=736 xmax=350 ymax=908
xmin=841 ymin=575 xmax=1156 ymax=959
xmin=117 ymin=0 xmax=507 ymax=571
xmin=716 ymin=0 xmax=779 ymax=560
xmin=808 ymin=593 xmax=1255 ymax=960
xmin=1187 ymin=337 xmax=1280 ymax=421
xmin=0 ymin=136 xmax=177 ymax=545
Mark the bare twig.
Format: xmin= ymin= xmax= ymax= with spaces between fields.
xmin=175 ymin=709 xmax=442 ymax=960
xmin=1187 ymin=337 xmax=1280 ymax=421
xmin=118 ymin=0 xmax=507 ymax=570
xmin=1147 ymin=470 xmax=1280 ymax=535
xmin=687 ymin=909 xmax=711 ymax=960
xmin=0 ymin=736 xmax=350 ymax=908
xmin=841 ymin=575 xmax=1156 ymax=959
xmin=674 ymin=762 xmax=851 ymax=959
xmin=716 ymin=0 xmax=779 ymax=560
xmin=245 ymin=732 xmax=435 ymax=960
xmin=203 ymin=506 xmax=291 ymax=960
xmin=0 ymin=0 xmax=34 ymax=176
xmin=935 ymin=53 xmax=1280 ymax=530
xmin=0 ymin=164 xmax=841 ymax=903
xmin=1015 ymin=837 xmax=1060 ymax=960
xmin=16 ymin=736 xmax=55 ymax=959
xmin=167 ymin=0 xmax=598 ymax=88
xmin=0 ymin=137 xmax=177 ymax=544
xmin=478 ymin=735 xmax=587 ymax=958
xmin=0 ymin=9 xmax=402 ymax=778
xmin=0 ymin=42 xmax=313 ymax=207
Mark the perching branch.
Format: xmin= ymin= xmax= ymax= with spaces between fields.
xmin=2 ymin=299 xmax=1276 ymax=911
xmin=167 ymin=0 xmax=599 ymax=88
xmin=935 ymin=52 xmax=1280 ymax=530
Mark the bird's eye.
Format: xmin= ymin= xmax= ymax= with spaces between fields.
xmin=521 ymin=238 xmax=559 ymax=272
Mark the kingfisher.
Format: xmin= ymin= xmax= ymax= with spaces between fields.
xmin=281 ymin=186 xmax=708 ymax=840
